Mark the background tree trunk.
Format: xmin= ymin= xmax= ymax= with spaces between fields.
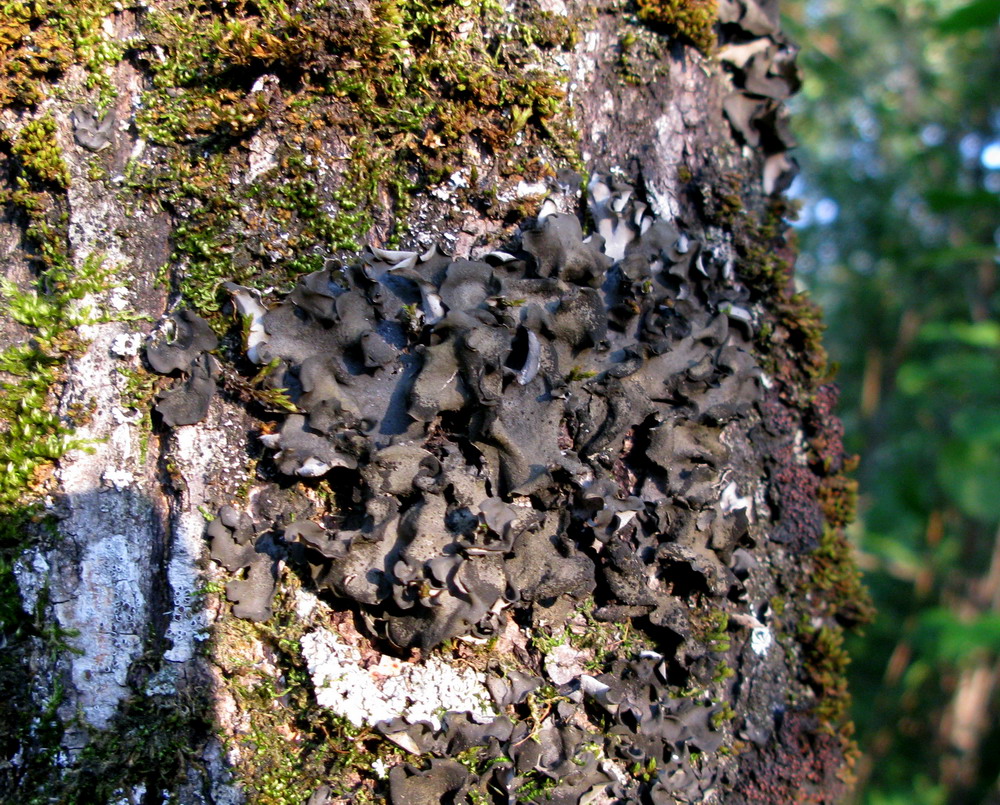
xmin=0 ymin=0 xmax=870 ymax=802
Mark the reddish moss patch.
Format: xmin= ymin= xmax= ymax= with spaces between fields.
xmin=735 ymin=710 xmax=852 ymax=803
xmin=769 ymin=463 xmax=823 ymax=552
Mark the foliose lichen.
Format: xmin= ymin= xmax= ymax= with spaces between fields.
xmin=144 ymin=174 xmax=821 ymax=802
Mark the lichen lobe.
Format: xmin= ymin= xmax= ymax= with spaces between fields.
xmin=145 ymin=174 xmax=821 ymax=803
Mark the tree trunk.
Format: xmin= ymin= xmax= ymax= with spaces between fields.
xmin=0 ymin=1 xmax=870 ymax=802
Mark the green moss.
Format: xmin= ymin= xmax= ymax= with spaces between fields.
xmin=0 ymin=630 xmax=65 ymax=803
xmin=635 ymin=0 xmax=717 ymax=53
xmin=530 ymin=626 xmax=568 ymax=654
xmin=116 ymin=365 xmax=156 ymax=461
xmin=710 ymin=702 xmax=736 ymax=728
xmin=723 ymin=188 xmax=872 ymax=749
xmin=691 ymin=609 xmax=731 ymax=653
xmin=11 ymin=115 xmax=70 ymax=189
xmin=123 ymin=0 xmax=581 ymax=319
xmin=811 ymin=525 xmax=874 ymax=629
xmin=0 ymin=250 xmax=135 ymax=796
xmin=568 ymin=598 xmax=654 ymax=672
xmin=796 ymin=617 xmax=853 ymax=725
xmin=629 ymin=756 xmax=659 ymax=782
xmin=515 ymin=769 xmax=558 ymax=801
xmin=724 ymin=194 xmax=835 ymax=390
xmin=0 ymin=253 xmax=124 ymax=514
xmin=0 ymin=0 xmax=119 ymax=108
xmin=70 ymin=690 xmax=211 ymax=803
xmin=818 ymin=474 xmax=859 ymax=527
xmin=566 ymin=366 xmax=598 ymax=382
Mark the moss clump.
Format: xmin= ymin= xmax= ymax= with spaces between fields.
xmin=126 ymin=0 xmax=582 ymax=319
xmin=568 ymin=598 xmax=655 ymax=673
xmin=716 ymin=183 xmax=872 ymax=761
xmin=0 ymin=628 xmax=65 ymax=802
xmin=811 ymin=525 xmax=874 ymax=630
xmin=725 ymin=195 xmax=833 ymax=390
xmin=71 ymin=690 xmax=212 ymax=803
xmin=0 ymin=0 xmax=119 ymax=108
xmin=796 ymin=618 xmax=853 ymax=725
xmin=636 ymin=0 xmax=717 ymax=53
xmin=0 ymin=665 xmax=213 ymax=804
xmin=11 ymin=115 xmax=70 ymax=189
xmin=818 ymin=474 xmax=858 ymax=528
xmin=691 ymin=609 xmax=732 ymax=653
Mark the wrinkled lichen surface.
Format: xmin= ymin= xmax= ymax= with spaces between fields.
xmin=147 ymin=170 xmax=865 ymax=803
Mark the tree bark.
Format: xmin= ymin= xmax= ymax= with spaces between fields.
xmin=0 ymin=1 xmax=870 ymax=803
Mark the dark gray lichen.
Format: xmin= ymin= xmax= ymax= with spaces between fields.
xmin=180 ymin=173 xmax=780 ymax=801
xmin=146 ymin=310 xmax=219 ymax=427
xmin=718 ymin=3 xmax=801 ymax=194
xmin=205 ymin=175 xmax=760 ymax=655
xmin=206 ymin=505 xmax=279 ymax=622
xmin=71 ymin=104 xmax=115 ymax=152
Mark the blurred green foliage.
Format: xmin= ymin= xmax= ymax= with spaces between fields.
xmin=784 ymin=0 xmax=1000 ymax=802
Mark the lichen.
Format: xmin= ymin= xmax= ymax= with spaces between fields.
xmin=142 ymin=175 xmax=815 ymax=802
xmin=0 ymin=0 xmax=870 ymax=798
xmin=301 ymin=628 xmax=495 ymax=729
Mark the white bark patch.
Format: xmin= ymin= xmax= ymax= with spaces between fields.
xmin=61 ymin=531 xmax=147 ymax=728
xmin=102 ymin=468 xmax=135 ymax=491
xmin=301 ymin=628 xmax=495 ymax=729
xmin=750 ymin=626 xmax=772 ymax=656
xmin=110 ymin=332 xmax=143 ymax=358
xmin=49 ymin=327 xmax=153 ymax=732
xmin=720 ymin=481 xmax=752 ymax=516
xmin=162 ymin=425 xmax=218 ymax=664
xmin=246 ymin=132 xmax=280 ymax=184
xmin=537 ymin=0 xmax=567 ymax=15
xmin=516 ymin=179 xmax=548 ymax=197
xmin=12 ymin=548 xmax=50 ymax=616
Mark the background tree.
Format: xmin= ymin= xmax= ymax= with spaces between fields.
xmin=1 ymin=1 xmax=869 ymax=802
